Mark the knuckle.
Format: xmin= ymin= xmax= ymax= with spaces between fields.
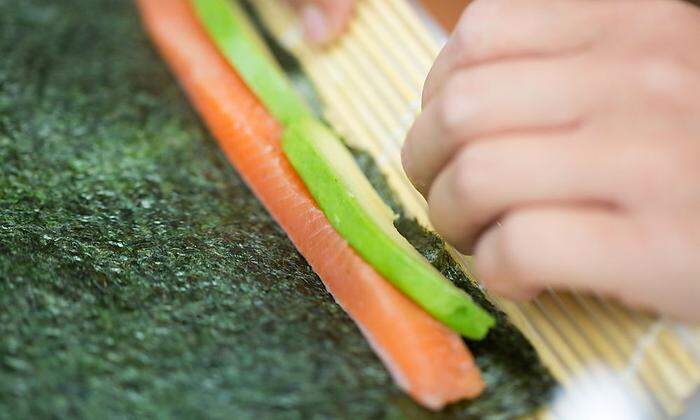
xmin=456 ymin=0 xmax=517 ymax=57
xmin=436 ymin=86 xmax=465 ymax=139
xmin=452 ymin=10 xmax=474 ymax=51
xmin=462 ymin=0 xmax=511 ymax=24
xmin=458 ymin=0 xmax=495 ymax=32
xmin=455 ymin=0 xmax=512 ymax=56
xmin=436 ymin=73 xmax=479 ymax=140
xmin=494 ymin=213 xmax=537 ymax=286
xmin=451 ymin=146 xmax=491 ymax=209
xmin=450 ymin=15 xmax=479 ymax=66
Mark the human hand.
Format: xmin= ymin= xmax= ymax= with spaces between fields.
xmin=402 ymin=0 xmax=700 ymax=320
xmin=289 ymin=0 xmax=355 ymax=44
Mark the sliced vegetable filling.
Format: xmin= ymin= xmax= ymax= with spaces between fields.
xmin=191 ymin=0 xmax=494 ymax=339
xmin=192 ymin=0 xmax=310 ymax=124
xmin=283 ymin=118 xmax=494 ymax=339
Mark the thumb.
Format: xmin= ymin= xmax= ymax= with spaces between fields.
xmin=289 ymin=0 xmax=355 ymax=44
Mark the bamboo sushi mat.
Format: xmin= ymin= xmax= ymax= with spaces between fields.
xmin=252 ymin=0 xmax=700 ymax=417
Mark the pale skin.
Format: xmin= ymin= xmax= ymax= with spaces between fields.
xmin=288 ymin=0 xmax=355 ymax=44
xmin=297 ymin=0 xmax=700 ymax=321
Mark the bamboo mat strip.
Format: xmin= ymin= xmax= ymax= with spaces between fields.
xmin=252 ymin=0 xmax=700 ymax=416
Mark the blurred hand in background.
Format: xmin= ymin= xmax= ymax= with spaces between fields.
xmin=289 ymin=0 xmax=355 ymax=44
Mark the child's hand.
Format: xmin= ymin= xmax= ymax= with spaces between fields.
xmin=289 ymin=0 xmax=355 ymax=44
xmin=402 ymin=0 xmax=700 ymax=320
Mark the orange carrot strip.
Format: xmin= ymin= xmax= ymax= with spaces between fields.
xmin=136 ymin=0 xmax=484 ymax=409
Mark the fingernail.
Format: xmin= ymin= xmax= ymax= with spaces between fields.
xmin=301 ymin=4 xmax=329 ymax=44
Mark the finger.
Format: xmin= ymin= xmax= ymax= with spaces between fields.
xmin=426 ymin=131 xmax=700 ymax=254
xmin=291 ymin=0 xmax=355 ymax=44
xmin=473 ymin=207 xmax=648 ymax=303
xmin=403 ymin=56 xmax=591 ymax=195
xmin=426 ymin=133 xmax=620 ymax=254
xmin=422 ymin=0 xmax=606 ymax=107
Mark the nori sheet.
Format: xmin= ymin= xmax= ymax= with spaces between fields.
xmin=0 ymin=0 xmax=554 ymax=418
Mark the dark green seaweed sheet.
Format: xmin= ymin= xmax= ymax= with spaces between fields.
xmin=0 ymin=0 xmax=553 ymax=418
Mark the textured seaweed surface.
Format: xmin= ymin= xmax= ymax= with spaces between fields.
xmin=0 ymin=0 xmax=553 ymax=418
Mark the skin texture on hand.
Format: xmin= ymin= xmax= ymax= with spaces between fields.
xmin=289 ymin=0 xmax=355 ymax=44
xmin=402 ymin=0 xmax=700 ymax=321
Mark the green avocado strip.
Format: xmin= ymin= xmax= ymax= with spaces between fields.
xmin=283 ymin=118 xmax=494 ymax=339
xmin=192 ymin=0 xmax=310 ymax=124
xmin=192 ymin=0 xmax=494 ymax=338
